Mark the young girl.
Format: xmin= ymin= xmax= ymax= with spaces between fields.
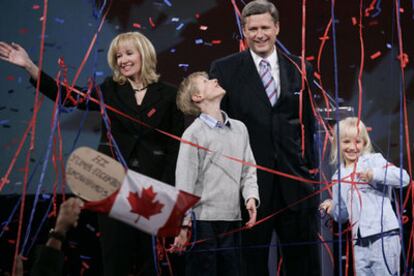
xmin=320 ymin=117 xmax=410 ymax=275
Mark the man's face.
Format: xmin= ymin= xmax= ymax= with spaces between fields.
xmin=243 ymin=12 xmax=279 ymax=58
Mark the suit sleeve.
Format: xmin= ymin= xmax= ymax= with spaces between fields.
xmin=30 ymin=245 xmax=64 ymax=276
xmin=303 ymin=61 xmax=318 ymax=169
xmin=175 ymin=131 xmax=199 ymax=196
xmin=369 ymin=153 xmax=410 ymax=188
xmin=161 ymin=93 xmax=185 ymax=185
xmin=29 ymin=70 xmax=102 ymax=111
xmin=240 ymin=124 xmax=260 ymax=207
xmin=331 ymin=173 xmax=349 ymax=223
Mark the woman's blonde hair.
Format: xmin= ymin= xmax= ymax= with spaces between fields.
xmin=176 ymin=71 xmax=208 ymax=116
xmin=107 ymin=32 xmax=159 ymax=86
xmin=330 ymin=117 xmax=373 ymax=165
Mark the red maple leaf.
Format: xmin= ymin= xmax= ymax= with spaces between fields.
xmin=127 ymin=186 xmax=164 ymax=222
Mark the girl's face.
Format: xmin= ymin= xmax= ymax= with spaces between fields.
xmin=340 ymin=134 xmax=365 ymax=166
xmin=115 ymin=40 xmax=142 ymax=81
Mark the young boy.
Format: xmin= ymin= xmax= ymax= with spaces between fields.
xmin=172 ymin=72 xmax=259 ymax=276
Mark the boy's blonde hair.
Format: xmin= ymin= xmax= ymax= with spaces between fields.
xmin=330 ymin=117 xmax=374 ymax=165
xmin=107 ymin=32 xmax=160 ymax=86
xmin=176 ymin=71 xmax=208 ymax=116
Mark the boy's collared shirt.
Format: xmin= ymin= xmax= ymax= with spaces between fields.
xmin=199 ymin=111 xmax=231 ymax=129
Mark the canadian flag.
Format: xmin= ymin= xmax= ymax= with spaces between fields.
xmin=84 ymin=169 xmax=199 ymax=237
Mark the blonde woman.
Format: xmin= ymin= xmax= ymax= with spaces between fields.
xmin=0 ymin=32 xmax=184 ymax=275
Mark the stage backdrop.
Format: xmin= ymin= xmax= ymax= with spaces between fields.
xmin=0 ymin=0 xmax=412 ymax=194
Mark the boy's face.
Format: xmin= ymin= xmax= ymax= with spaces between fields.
xmin=193 ymin=75 xmax=225 ymax=102
xmin=340 ymin=134 xmax=365 ymax=166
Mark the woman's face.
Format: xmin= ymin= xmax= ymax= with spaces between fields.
xmin=115 ymin=40 xmax=142 ymax=81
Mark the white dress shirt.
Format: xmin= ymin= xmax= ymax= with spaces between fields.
xmin=250 ymin=47 xmax=281 ymax=101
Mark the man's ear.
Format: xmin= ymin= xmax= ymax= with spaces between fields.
xmin=191 ymin=93 xmax=203 ymax=103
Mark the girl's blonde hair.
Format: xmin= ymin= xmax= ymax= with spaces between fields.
xmin=107 ymin=32 xmax=159 ymax=86
xmin=330 ymin=117 xmax=373 ymax=165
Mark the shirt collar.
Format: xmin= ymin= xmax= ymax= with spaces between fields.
xmin=250 ymin=46 xmax=278 ymax=71
xmin=199 ymin=111 xmax=231 ymax=129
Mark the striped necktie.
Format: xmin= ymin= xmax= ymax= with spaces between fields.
xmin=259 ymin=59 xmax=277 ymax=106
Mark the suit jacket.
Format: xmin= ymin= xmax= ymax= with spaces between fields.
xmin=210 ymin=49 xmax=318 ymax=211
xmin=31 ymin=72 xmax=184 ymax=185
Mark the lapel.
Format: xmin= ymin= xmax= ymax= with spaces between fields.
xmin=116 ymin=82 xmax=139 ymax=114
xmin=117 ymin=82 xmax=163 ymax=117
xmin=276 ymin=49 xmax=298 ymax=106
xmin=238 ymin=51 xmax=272 ymax=108
xmin=139 ymin=82 xmax=163 ymax=115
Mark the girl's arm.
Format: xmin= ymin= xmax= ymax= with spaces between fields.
xmin=368 ymin=153 xmax=410 ymax=188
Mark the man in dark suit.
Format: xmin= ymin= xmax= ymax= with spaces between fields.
xmin=210 ymin=1 xmax=320 ymax=275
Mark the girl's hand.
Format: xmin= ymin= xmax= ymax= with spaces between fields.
xmin=319 ymin=199 xmax=333 ymax=215
xmin=357 ymin=169 xmax=373 ymax=183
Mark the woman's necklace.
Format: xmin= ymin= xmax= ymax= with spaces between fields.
xmin=133 ymin=86 xmax=147 ymax=93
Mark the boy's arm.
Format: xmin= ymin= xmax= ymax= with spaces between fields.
xmin=175 ymin=132 xmax=200 ymax=195
xmin=368 ymin=153 xmax=410 ymax=188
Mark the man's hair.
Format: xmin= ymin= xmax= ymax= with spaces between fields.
xmin=176 ymin=71 xmax=209 ymax=116
xmin=241 ymin=0 xmax=279 ymax=27
xmin=107 ymin=31 xmax=160 ymax=86
xmin=330 ymin=117 xmax=374 ymax=165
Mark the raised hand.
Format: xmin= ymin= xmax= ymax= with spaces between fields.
xmin=0 ymin=42 xmax=39 ymax=79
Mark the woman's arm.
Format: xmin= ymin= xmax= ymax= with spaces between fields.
xmin=0 ymin=42 xmax=39 ymax=80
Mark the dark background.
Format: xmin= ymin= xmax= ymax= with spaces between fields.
xmin=0 ymin=0 xmax=413 ymax=274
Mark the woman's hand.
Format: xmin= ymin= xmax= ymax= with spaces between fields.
xmin=0 ymin=42 xmax=39 ymax=79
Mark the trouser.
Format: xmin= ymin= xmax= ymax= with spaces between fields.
xmin=186 ymin=220 xmax=241 ymax=276
xmin=354 ymin=231 xmax=401 ymax=276
xmin=241 ymin=209 xmax=321 ymax=276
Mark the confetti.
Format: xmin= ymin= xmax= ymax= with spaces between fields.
xmin=54 ymin=17 xmax=65 ymax=24
xmin=132 ymin=23 xmax=141 ymax=29
xmin=149 ymin=17 xmax=156 ymax=28
xmin=351 ymin=17 xmax=357 ymax=26
xmin=163 ymin=0 xmax=172 ymax=7
xmin=199 ymin=25 xmax=208 ymax=31
xmin=195 ymin=38 xmax=204 ymax=45
xmin=370 ymin=51 xmax=381 ymax=60
xmin=176 ymin=23 xmax=184 ymax=30
xmin=19 ymin=28 xmax=29 ymax=35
